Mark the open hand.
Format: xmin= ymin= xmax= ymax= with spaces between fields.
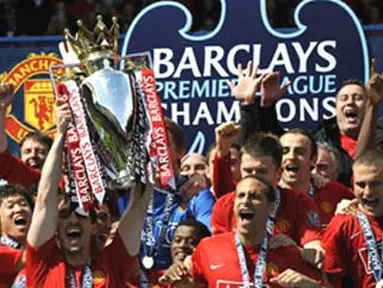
xmin=227 ymin=61 xmax=266 ymax=105
xmin=261 ymin=72 xmax=291 ymax=108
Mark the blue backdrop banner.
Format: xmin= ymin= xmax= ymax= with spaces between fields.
xmin=0 ymin=0 xmax=383 ymax=156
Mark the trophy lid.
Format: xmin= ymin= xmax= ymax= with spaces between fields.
xmin=64 ymin=15 xmax=120 ymax=75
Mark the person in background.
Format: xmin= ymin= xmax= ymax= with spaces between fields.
xmin=158 ymin=219 xmax=210 ymax=287
xmin=180 ymin=153 xmax=209 ymax=179
xmin=128 ymin=118 xmax=215 ymax=287
xmin=0 ymin=84 xmax=53 ymax=189
xmin=313 ymin=142 xmax=341 ymax=181
xmin=231 ymin=60 xmax=383 ymax=188
xmin=0 ymin=184 xmax=33 ymax=287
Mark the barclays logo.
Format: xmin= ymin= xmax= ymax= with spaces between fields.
xmin=122 ymin=0 xmax=369 ymax=154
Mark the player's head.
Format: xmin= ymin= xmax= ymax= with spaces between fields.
xmin=170 ymin=219 xmax=210 ymax=263
xmin=280 ymin=129 xmax=317 ymax=189
xmin=0 ymin=184 xmax=33 ymax=244
xmin=335 ymin=79 xmax=367 ymax=139
xmin=240 ymin=133 xmax=282 ymax=189
xmin=56 ymin=194 xmax=93 ymax=256
xmin=234 ymin=176 xmax=275 ymax=241
xmin=313 ymin=141 xmax=341 ymax=181
xmin=181 ymin=153 xmax=208 ymax=178
xmin=19 ymin=132 xmax=53 ymax=170
xmin=353 ymin=147 xmax=383 ymax=217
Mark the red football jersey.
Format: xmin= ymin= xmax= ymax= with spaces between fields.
xmin=211 ymin=188 xmax=322 ymax=245
xmin=322 ymin=214 xmax=383 ymax=287
xmin=26 ymin=232 xmax=135 ymax=288
xmin=313 ymin=180 xmax=354 ymax=226
xmin=0 ymin=245 xmax=23 ymax=288
xmin=340 ymin=134 xmax=357 ymax=160
xmin=192 ymin=232 xmax=324 ymax=288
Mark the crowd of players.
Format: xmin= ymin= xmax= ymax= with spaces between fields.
xmin=0 ymin=59 xmax=382 ymax=287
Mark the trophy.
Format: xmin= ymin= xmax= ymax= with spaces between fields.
xmin=49 ymin=16 xmax=175 ymax=212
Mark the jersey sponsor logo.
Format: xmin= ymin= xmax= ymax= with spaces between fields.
xmin=358 ymin=242 xmax=383 ymax=275
xmin=266 ymin=262 xmax=279 ymax=278
xmin=306 ymin=211 xmax=321 ymax=227
xmin=216 ymin=280 xmax=269 ymax=287
xmin=210 ymin=263 xmax=225 ymax=270
xmin=93 ymin=270 xmax=106 ymax=285
xmin=320 ymin=201 xmax=333 ymax=214
xmin=275 ymin=219 xmax=291 ymax=234
xmin=0 ymin=53 xmax=63 ymax=142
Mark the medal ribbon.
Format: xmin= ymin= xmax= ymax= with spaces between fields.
xmin=140 ymin=189 xmax=175 ymax=288
xmin=307 ymin=183 xmax=315 ymax=198
xmin=0 ymin=234 xmax=20 ymax=249
xmin=143 ymin=189 xmax=175 ymax=260
xmin=235 ymin=188 xmax=281 ymax=288
xmin=67 ymin=259 xmax=93 ymax=288
xmin=357 ymin=212 xmax=383 ymax=283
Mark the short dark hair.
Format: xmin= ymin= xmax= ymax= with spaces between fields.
xmin=19 ymin=132 xmax=53 ymax=152
xmin=283 ymin=128 xmax=318 ymax=158
xmin=354 ymin=145 xmax=383 ymax=169
xmin=165 ymin=118 xmax=186 ymax=153
xmin=236 ymin=175 xmax=276 ymax=202
xmin=206 ymin=142 xmax=240 ymax=163
xmin=176 ymin=219 xmax=211 ymax=241
xmin=241 ymin=133 xmax=282 ymax=167
xmin=0 ymin=184 xmax=34 ymax=210
xmin=338 ymin=79 xmax=366 ymax=95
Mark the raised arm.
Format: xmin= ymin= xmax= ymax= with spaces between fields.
xmin=27 ymin=100 xmax=71 ymax=248
xmin=356 ymin=60 xmax=383 ymax=158
xmin=212 ymin=122 xmax=240 ymax=198
xmin=118 ymin=184 xmax=152 ymax=256
xmin=0 ymin=83 xmax=14 ymax=153
xmin=227 ymin=61 xmax=288 ymax=145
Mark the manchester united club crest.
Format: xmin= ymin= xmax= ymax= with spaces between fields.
xmin=0 ymin=53 xmax=63 ymax=143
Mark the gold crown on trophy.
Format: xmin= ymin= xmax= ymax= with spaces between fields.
xmin=64 ymin=15 xmax=120 ymax=66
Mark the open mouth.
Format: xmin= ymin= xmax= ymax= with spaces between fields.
xmin=66 ymin=228 xmax=82 ymax=244
xmin=285 ymin=164 xmax=299 ymax=173
xmin=14 ymin=216 xmax=27 ymax=226
xmin=239 ymin=211 xmax=255 ymax=223
xmin=344 ymin=110 xmax=358 ymax=121
xmin=362 ymin=198 xmax=379 ymax=210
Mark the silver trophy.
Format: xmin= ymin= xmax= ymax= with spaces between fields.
xmin=50 ymin=16 xmax=152 ymax=208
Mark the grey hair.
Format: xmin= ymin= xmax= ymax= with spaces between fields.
xmin=317 ymin=141 xmax=341 ymax=178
